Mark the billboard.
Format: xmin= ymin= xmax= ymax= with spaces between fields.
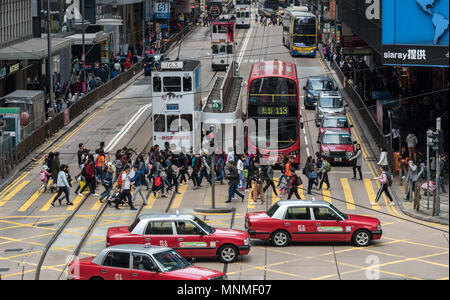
xmin=382 ymin=0 xmax=449 ymax=67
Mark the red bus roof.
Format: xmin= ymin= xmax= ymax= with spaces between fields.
xmin=249 ymin=60 xmax=298 ymax=80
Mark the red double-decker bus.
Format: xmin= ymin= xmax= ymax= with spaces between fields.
xmin=246 ymin=60 xmax=301 ymax=165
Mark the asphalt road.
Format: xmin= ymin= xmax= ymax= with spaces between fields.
xmin=0 ymin=7 xmax=448 ymax=280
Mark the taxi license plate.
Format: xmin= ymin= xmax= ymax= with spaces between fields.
xmin=335 ymin=158 xmax=342 ymax=162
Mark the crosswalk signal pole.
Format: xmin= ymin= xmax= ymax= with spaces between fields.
xmin=435 ymin=118 xmax=441 ymax=216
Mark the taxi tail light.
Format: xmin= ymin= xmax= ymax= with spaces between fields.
xmin=106 ymin=236 xmax=110 ymax=247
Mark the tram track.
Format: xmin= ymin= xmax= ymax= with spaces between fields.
xmin=35 ymin=86 xmax=156 ymax=280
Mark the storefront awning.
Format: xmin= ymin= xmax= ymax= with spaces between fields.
xmin=0 ymin=38 xmax=73 ymax=61
xmin=66 ymin=32 xmax=109 ymax=45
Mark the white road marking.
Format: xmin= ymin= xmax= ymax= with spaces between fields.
xmin=306 ymin=147 xmax=310 ymax=157
xmin=105 ymin=103 xmax=152 ymax=153
xmin=304 ymin=136 xmax=309 ymax=146
xmin=237 ymin=24 xmax=253 ymax=66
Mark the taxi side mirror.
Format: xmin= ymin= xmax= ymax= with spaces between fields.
xmin=149 ymin=265 xmax=160 ymax=273
xmin=303 ymin=86 xmax=306 ymax=90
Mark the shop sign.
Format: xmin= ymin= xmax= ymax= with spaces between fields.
xmin=9 ymin=63 xmax=20 ymax=74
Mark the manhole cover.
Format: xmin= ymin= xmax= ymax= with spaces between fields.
xmin=36 ymin=223 xmax=55 ymax=227
xmin=4 ymin=248 xmax=23 ymax=253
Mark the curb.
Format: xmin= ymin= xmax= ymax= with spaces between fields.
xmin=316 ymin=45 xmax=448 ymax=226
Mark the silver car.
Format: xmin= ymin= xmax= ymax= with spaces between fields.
xmin=315 ymin=91 xmax=346 ymax=127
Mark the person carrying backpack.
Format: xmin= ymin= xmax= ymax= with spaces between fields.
xmin=318 ymin=156 xmax=331 ymax=190
xmin=371 ymin=166 xmax=394 ymax=206
xmin=287 ymin=168 xmax=302 ymax=200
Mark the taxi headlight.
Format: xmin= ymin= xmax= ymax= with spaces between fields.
xmin=377 ymin=224 xmax=382 ymax=231
xmin=244 ymin=238 xmax=250 ymax=246
xmin=346 ymin=151 xmax=353 ymax=156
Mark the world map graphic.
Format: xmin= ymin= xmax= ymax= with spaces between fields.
xmin=416 ymin=0 xmax=449 ymax=44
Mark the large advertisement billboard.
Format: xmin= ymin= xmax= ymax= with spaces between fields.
xmin=382 ymin=0 xmax=449 ymax=67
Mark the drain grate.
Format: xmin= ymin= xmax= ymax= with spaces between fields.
xmin=4 ymin=248 xmax=23 ymax=253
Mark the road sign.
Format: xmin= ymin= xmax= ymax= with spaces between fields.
xmin=154 ymin=2 xmax=170 ymax=19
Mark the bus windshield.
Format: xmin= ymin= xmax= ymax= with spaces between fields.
xmin=247 ymin=118 xmax=298 ymax=149
xmin=249 ymin=77 xmax=297 ymax=103
xmin=293 ymin=16 xmax=316 ymax=34
xmin=293 ymin=35 xmax=316 ymax=47
xmin=236 ymin=0 xmax=251 ymax=4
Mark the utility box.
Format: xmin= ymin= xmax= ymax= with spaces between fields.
xmin=0 ymin=107 xmax=20 ymax=148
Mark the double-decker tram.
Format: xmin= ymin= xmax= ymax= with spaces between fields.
xmin=234 ymin=0 xmax=251 ymax=28
xmin=211 ymin=14 xmax=235 ymax=71
xmin=151 ymin=60 xmax=202 ymax=151
xmin=246 ymin=60 xmax=302 ymax=165
xmin=285 ymin=8 xmax=317 ymax=56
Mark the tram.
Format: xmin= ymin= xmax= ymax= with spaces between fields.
xmin=151 ymin=60 xmax=202 ymax=152
xmin=234 ymin=0 xmax=251 ymax=28
xmin=211 ymin=14 xmax=235 ymax=71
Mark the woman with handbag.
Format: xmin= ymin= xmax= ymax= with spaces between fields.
xmin=304 ymin=156 xmax=317 ymax=195
xmin=349 ymin=144 xmax=363 ymax=180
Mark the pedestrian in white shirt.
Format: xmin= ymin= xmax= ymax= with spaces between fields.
xmin=377 ymin=147 xmax=389 ymax=171
xmin=406 ymin=132 xmax=418 ymax=162
xmin=237 ymin=155 xmax=245 ymax=189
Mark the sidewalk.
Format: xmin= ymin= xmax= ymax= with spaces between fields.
xmin=317 ymin=44 xmax=449 ymax=225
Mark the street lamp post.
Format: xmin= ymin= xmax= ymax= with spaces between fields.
xmin=47 ymin=0 xmax=54 ymax=112
xmin=82 ymin=0 xmax=86 ymax=91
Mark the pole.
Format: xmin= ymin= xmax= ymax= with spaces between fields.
xmin=47 ymin=0 xmax=54 ymax=110
xmin=427 ymin=135 xmax=430 ymax=209
xmin=399 ymin=132 xmax=402 ymax=186
xmin=82 ymin=0 xmax=86 ymax=91
xmin=108 ymin=33 xmax=112 ymax=82
xmin=211 ymin=152 xmax=216 ymax=209
xmin=435 ymin=117 xmax=441 ymax=216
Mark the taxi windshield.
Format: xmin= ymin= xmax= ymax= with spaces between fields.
xmin=267 ymin=203 xmax=280 ymax=217
xmin=194 ymin=217 xmax=215 ymax=234
xmin=322 ymin=134 xmax=352 ymax=145
xmin=329 ymin=204 xmax=348 ymax=220
xmin=153 ymin=250 xmax=191 ymax=272
xmin=322 ymin=118 xmax=349 ymax=128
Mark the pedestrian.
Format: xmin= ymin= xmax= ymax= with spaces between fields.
xmin=277 ymin=154 xmax=288 ymax=187
xmin=75 ymin=143 xmax=84 ymax=181
xmin=303 ymin=156 xmax=316 ymax=195
xmin=406 ymin=131 xmax=418 ymax=163
xmin=191 ymin=154 xmax=201 ymax=189
xmin=51 ymin=165 xmax=73 ymax=207
xmin=225 ymin=161 xmax=245 ymax=203
xmin=237 ymin=155 xmax=245 ymax=189
xmin=130 ymin=164 xmax=148 ymax=206
xmin=96 ymin=150 xmax=105 ymax=182
xmin=377 ymin=147 xmax=389 ymax=172
xmin=198 ymin=152 xmax=212 ymax=186
xmin=117 ymin=165 xmax=136 ymax=210
xmin=250 ymin=160 xmax=265 ymax=205
xmin=349 ymin=144 xmax=363 ymax=180
xmin=404 ymin=160 xmax=418 ymax=202
xmin=371 ymin=166 xmax=395 ymax=206
xmin=39 ymin=165 xmax=52 ymax=192
xmin=287 ymin=168 xmax=302 ymax=200
xmin=318 ymin=156 xmax=331 ymax=190
xmin=99 ymin=162 xmax=114 ymax=203
xmin=51 ymin=152 xmax=61 ymax=187
xmin=263 ymin=162 xmax=278 ymax=196
xmin=215 ymin=153 xmax=225 ymax=184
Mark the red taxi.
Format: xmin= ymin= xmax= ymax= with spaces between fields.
xmin=68 ymin=244 xmax=226 ymax=280
xmin=318 ymin=115 xmax=353 ymax=137
xmin=106 ymin=213 xmax=251 ymax=263
xmin=318 ymin=130 xmax=354 ymax=164
xmin=245 ymin=200 xmax=382 ymax=247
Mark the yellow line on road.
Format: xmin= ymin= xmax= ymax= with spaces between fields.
xmin=66 ymin=194 xmax=85 ymax=211
xmin=144 ymin=192 xmax=158 ymax=209
xmin=322 ymin=187 xmax=331 ymax=204
xmin=340 ymin=178 xmax=355 ymax=210
xmin=40 ymin=194 xmax=58 ymax=211
xmin=18 ymin=181 xmax=53 ymax=212
xmin=91 ymin=198 xmax=103 ymax=210
xmin=0 ymin=180 xmax=31 ymax=208
xmin=364 ymin=179 xmax=381 ymax=210
xmin=170 ymin=183 xmax=188 ymax=210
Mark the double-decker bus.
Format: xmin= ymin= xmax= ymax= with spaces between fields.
xmin=284 ymin=9 xmax=317 ymax=56
xmin=282 ymin=6 xmax=308 ymax=47
xmin=246 ymin=60 xmax=301 ymax=165
xmin=234 ymin=0 xmax=251 ymax=28
xmin=211 ymin=14 xmax=235 ymax=71
xmin=151 ymin=60 xmax=202 ymax=151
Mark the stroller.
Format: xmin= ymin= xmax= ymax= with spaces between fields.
xmin=106 ymin=184 xmax=128 ymax=208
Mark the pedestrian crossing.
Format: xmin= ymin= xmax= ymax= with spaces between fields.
xmin=1 ymin=175 xmax=399 ymax=214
